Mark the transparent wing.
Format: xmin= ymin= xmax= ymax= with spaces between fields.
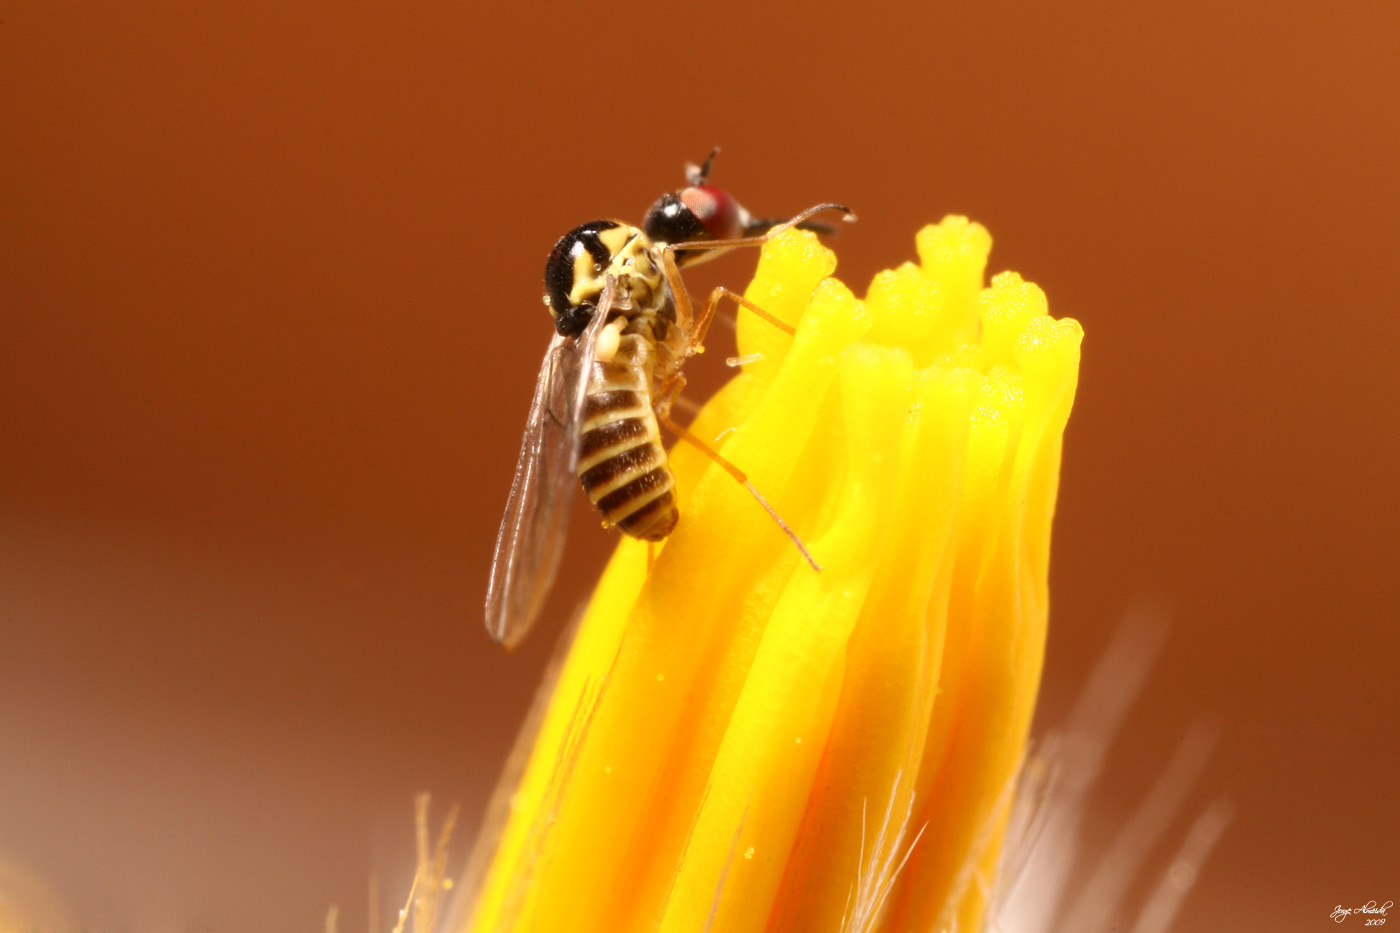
xmin=484 ymin=278 xmax=616 ymax=648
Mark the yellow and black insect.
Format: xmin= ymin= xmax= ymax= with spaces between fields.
xmin=485 ymin=152 xmax=851 ymax=647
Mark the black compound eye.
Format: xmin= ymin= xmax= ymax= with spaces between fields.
xmin=641 ymin=193 xmax=708 ymax=247
xmin=544 ymin=220 xmax=620 ymax=337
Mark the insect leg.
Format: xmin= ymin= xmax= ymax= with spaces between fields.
xmin=659 ymin=252 xmax=795 ymax=355
xmin=687 ymin=286 xmax=796 ymax=356
xmin=653 ymin=382 xmax=821 ymax=572
xmin=662 ymin=202 xmax=855 ymax=257
xmin=742 ymin=215 xmax=840 ymax=238
xmin=661 ymin=202 xmax=853 ymax=346
xmin=668 ymin=393 xmax=702 ymax=415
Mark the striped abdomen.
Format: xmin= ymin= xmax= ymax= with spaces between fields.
xmin=577 ymin=337 xmax=678 ymax=541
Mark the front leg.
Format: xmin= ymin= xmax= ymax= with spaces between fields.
xmin=688 ymin=286 xmax=796 ymax=359
xmin=659 ymin=247 xmax=799 ymax=361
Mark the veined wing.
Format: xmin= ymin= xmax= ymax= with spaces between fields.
xmin=485 ymin=277 xmax=616 ymax=648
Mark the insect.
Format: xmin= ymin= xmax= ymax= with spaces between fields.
xmin=485 ymin=151 xmax=852 ymax=648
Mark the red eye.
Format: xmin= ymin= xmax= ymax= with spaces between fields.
xmin=680 ymin=185 xmax=741 ymax=240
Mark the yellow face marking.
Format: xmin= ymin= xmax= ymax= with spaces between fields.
xmin=568 ymin=248 xmax=600 ymax=306
xmin=596 ymin=225 xmax=632 ymax=256
xmin=559 ymin=224 xmax=671 ymax=323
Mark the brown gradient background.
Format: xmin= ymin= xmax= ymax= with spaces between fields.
xmin=1 ymin=1 xmax=1396 ymax=930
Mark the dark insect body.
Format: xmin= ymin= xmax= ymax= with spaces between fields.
xmin=486 ymin=151 xmax=850 ymax=648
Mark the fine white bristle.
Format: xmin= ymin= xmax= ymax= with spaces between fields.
xmin=992 ymin=606 xmax=1229 ymax=933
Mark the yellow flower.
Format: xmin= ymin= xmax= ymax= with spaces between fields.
xmin=458 ymin=217 xmax=1083 ymax=933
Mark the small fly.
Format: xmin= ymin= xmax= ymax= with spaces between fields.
xmin=485 ymin=151 xmax=852 ymax=647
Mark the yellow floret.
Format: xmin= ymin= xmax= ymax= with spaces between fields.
xmin=459 ymin=217 xmax=1083 ymax=933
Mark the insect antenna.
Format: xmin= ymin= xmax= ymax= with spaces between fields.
xmin=685 ymin=147 xmax=721 ymax=187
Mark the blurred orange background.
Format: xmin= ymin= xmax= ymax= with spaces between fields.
xmin=2 ymin=1 xmax=1396 ymax=930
